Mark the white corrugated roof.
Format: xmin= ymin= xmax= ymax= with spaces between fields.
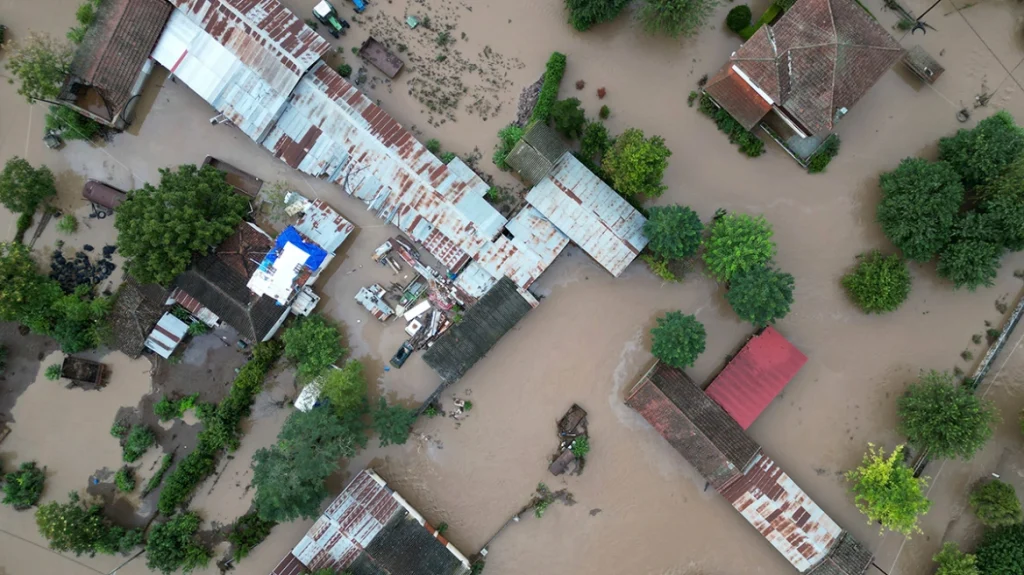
xmin=144 ymin=313 xmax=189 ymax=358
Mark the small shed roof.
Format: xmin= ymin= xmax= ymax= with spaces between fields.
xmin=807 ymin=532 xmax=875 ymax=575
xmin=145 ymin=313 xmax=189 ymax=358
xmin=704 ymin=327 xmax=808 ymax=430
xmin=505 ymin=123 xmax=569 ymax=186
xmin=110 ymin=276 xmax=169 ymax=358
xmin=294 ymin=199 xmax=355 ymax=253
xmin=625 ymin=362 xmax=762 ymax=490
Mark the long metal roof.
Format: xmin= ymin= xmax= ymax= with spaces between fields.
xmin=526 ymin=154 xmax=648 ymax=277
xmin=294 ymin=198 xmax=355 ymax=253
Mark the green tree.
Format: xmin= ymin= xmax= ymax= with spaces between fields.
xmin=601 ymin=128 xmax=672 ymax=199
xmin=841 ymin=251 xmax=912 ymax=314
xmin=4 ymin=32 xmax=73 ymax=103
xmin=970 ymin=480 xmax=1023 ymax=528
xmin=252 ymin=405 xmax=365 ymax=523
xmin=550 ymin=98 xmax=586 ymax=139
xmin=493 ymin=124 xmax=524 ymax=171
xmin=145 ymin=513 xmax=211 ymax=575
xmin=565 ymin=0 xmax=631 ymax=30
xmin=227 ymin=512 xmax=276 ymax=562
xmin=35 ymin=491 xmax=143 ymax=556
xmin=637 ymin=0 xmax=721 ymax=37
xmin=897 ymin=371 xmax=998 ymax=460
xmin=0 ymin=243 xmax=61 ymax=331
xmin=725 ymin=265 xmax=795 ymax=327
xmin=114 ymin=467 xmax=135 ymax=493
xmin=373 ymin=398 xmax=417 ymax=447
xmin=122 ymin=425 xmax=155 ymax=463
xmin=45 ymin=106 xmax=103 ymax=141
xmin=725 ymin=5 xmax=752 ymax=33
xmin=980 ymin=156 xmax=1024 ymax=250
xmin=877 ymin=158 xmax=964 ymax=262
xmin=2 ymin=461 xmax=46 ymax=509
xmin=976 ymin=523 xmax=1024 ymax=575
xmin=701 ymin=213 xmax=776 ymax=282
xmin=579 ymin=121 xmax=611 ymax=165
xmin=114 ymin=164 xmax=249 ymax=285
xmin=845 ymin=444 xmax=931 ymax=535
xmin=933 ymin=542 xmax=979 ymax=575
xmin=643 ymin=205 xmax=703 ymax=260
xmin=0 ymin=157 xmax=57 ymax=214
xmin=320 ymin=359 xmax=368 ymax=416
xmin=650 ymin=311 xmax=706 ymax=368
xmin=938 ymin=110 xmax=1024 ymax=189
xmin=282 ymin=314 xmax=345 ymax=378
xmin=937 ymin=239 xmax=1003 ymax=291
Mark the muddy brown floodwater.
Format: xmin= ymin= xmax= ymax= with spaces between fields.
xmin=4 ymin=0 xmax=1024 ymax=574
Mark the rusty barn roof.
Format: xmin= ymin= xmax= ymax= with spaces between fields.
xmin=705 ymin=326 xmax=808 ymax=430
xmin=294 ymin=198 xmax=355 ymax=253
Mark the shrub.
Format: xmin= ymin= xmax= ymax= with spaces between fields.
xmin=228 ymin=512 xmax=276 ymax=562
xmin=56 ymin=214 xmax=78 ymax=234
xmin=570 ymin=436 xmax=590 ymax=458
xmin=565 ymin=0 xmax=631 ymax=31
xmin=807 ymin=134 xmax=840 ymax=174
xmin=702 ymin=213 xmax=776 ymax=282
xmin=970 ymin=480 xmax=1023 ymax=528
xmin=638 ymin=0 xmax=722 ymax=38
xmin=938 ymin=110 xmax=1024 ymax=189
xmin=602 ymin=128 xmax=672 ymax=199
xmin=44 ymin=105 xmax=102 ymax=141
xmin=110 ymin=419 xmax=128 ymax=438
xmin=976 ymin=523 xmax=1024 ymax=575
xmin=425 ymin=138 xmax=442 ymax=154
xmin=114 ymin=467 xmax=135 ymax=493
xmin=337 ymin=63 xmax=352 ymax=78
xmin=35 ymin=491 xmax=144 ymax=556
xmin=145 ymin=512 xmax=211 ymax=575
xmin=2 ymin=461 xmax=46 ymax=509
xmin=698 ymin=94 xmax=764 ymax=157
xmin=726 ymin=5 xmax=752 ymax=33
xmin=841 ymin=251 xmax=911 ymax=314
xmin=551 ymin=98 xmax=587 ymax=138
xmin=643 ymin=205 xmax=703 ymax=261
xmin=933 ymin=542 xmax=979 ymax=575
xmin=877 ymin=158 xmax=964 ymax=262
xmin=641 ymin=253 xmax=679 ymax=282
xmin=282 ymin=314 xmax=344 ymax=378
xmin=493 ymin=124 xmax=524 ymax=171
xmin=937 ymin=239 xmax=1003 ymax=291
xmin=122 ymin=425 xmax=155 ymax=463
xmin=650 ymin=311 xmax=706 ymax=368
xmin=0 ymin=157 xmax=57 ymax=215
xmin=187 ymin=321 xmax=209 ymax=336
xmin=599 ymin=104 xmax=610 ymax=119
xmin=142 ymin=454 xmax=173 ymax=497
xmin=725 ymin=265 xmax=795 ymax=327
xmin=321 ymin=360 xmax=368 ymax=417
xmin=846 ymin=444 xmax=931 ymax=535
xmin=897 ymin=370 xmax=998 ymax=460
xmin=531 ymin=52 xmax=567 ymax=123
xmin=44 ymin=363 xmax=61 ymax=380
xmin=5 ymin=33 xmax=74 ymax=102
xmin=440 ymin=151 xmax=457 ymax=164
xmin=373 ymin=398 xmax=417 ymax=447
xmin=580 ymin=121 xmax=611 ymax=164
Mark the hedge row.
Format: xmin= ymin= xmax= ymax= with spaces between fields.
xmin=698 ymin=94 xmax=764 ymax=157
xmin=530 ymin=52 xmax=567 ymax=124
xmin=157 ymin=341 xmax=281 ymax=515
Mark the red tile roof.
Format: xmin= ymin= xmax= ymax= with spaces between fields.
xmin=705 ymin=327 xmax=808 ymax=430
xmin=704 ymin=66 xmax=775 ymax=129
xmin=707 ymin=0 xmax=903 ymax=135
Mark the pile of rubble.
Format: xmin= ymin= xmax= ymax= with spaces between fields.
xmin=49 ymin=245 xmax=117 ymax=293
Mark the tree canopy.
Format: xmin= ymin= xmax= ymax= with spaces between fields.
xmin=0 ymin=157 xmax=57 ymax=214
xmin=114 ymin=164 xmax=249 ymax=285
xmin=35 ymin=491 xmax=143 ymax=557
xmin=841 ymin=251 xmax=911 ymax=314
xmin=701 ymin=213 xmax=776 ymax=282
xmin=565 ymin=0 xmax=631 ymax=30
xmin=45 ymin=106 xmax=103 ymax=141
xmin=372 ymin=398 xmax=417 ymax=447
xmin=145 ymin=513 xmax=211 ymax=575
xmin=550 ymin=98 xmax=587 ymax=139
xmin=845 ymin=444 xmax=931 ymax=535
xmin=579 ymin=121 xmax=611 ymax=166
xmin=976 ymin=524 xmax=1024 ymax=575
xmin=933 ymin=542 xmax=979 ymax=575
xmin=897 ymin=371 xmax=998 ymax=460
xmin=320 ymin=359 xmax=368 ymax=417
xmin=2 ymin=461 xmax=46 ymax=509
xmin=937 ymin=239 xmax=1003 ymax=291
xmin=643 ymin=205 xmax=704 ymax=261
xmin=637 ymin=0 xmax=721 ymax=37
xmin=970 ymin=480 xmax=1023 ymax=529
xmin=4 ymin=33 xmax=73 ymax=103
xmin=282 ymin=314 xmax=345 ymax=378
xmin=725 ymin=265 xmax=795 ymax=327
xmin=601 ymin=128 xmax=671 ymax=199
xmin=877 ymin=158 xmax=964 ymax=262
xmin=650 ymin=311 xmax=706 ymax=368
xmin=938 ymin=110 xmax=1024 ymax=190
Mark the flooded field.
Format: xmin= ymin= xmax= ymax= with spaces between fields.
xmin=2 ymin=0 xmax=1024 ymax=574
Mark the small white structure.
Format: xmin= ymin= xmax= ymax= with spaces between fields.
xmin=145 ymin=313 xmax=189 ymax=359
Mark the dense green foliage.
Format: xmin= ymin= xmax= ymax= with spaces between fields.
xmin=650 ymin=311 xmax=706 ymax=368
xmin=726 ymin=5 xmax=752 ymax=33
xmin=45 ymin=105 xmax=102 ymax=141
xmin=579 ymin=121 xmax=611 ymax=166
xmin=565 ymin=0 xmax=631 ymax=30
xmin=846 ymin=444 xmax=931 ymax=535
xmin=976 ymin=524 xmax=1024 ymax=575
xmin=373 ymin=398 xmax=417 ymax=447
xmin=571 ymin=436 xmax=590 ymax=458
xmin=643 ymin=205 xmax=703 ymax=260
xmin=252 ymin=404 xmax=366 ymax=523
xmin=282 ymin=314 xmax=344 ymax=378
xmin=938 ymin=111 xmax=1024 ymax=190
xmin=877 ymin=158 xmax=964 ymax=262
xmin=114 ymin=467 xmax=135 ymax=493
xmin=841 ymin=251 xmax=911 ymax=314
xmin=637 ymin=0 xmax=721 ymax=37
xmin=2 ymin=461 xmax=46 ymax=509
xmin=725 ymin=265 xmax=795 ymax=327
xmin=320 ymin=359 xmax=368 ymax=417
xmin=970 ymin=480 xmax=1023 ymax=528
xmin=551 ymin=98 xmax=587 ymax=138
xmin=531 ymin=52 xmax=567 ymax=123
xmin=697 ymin=94 xmax=764 ymax=157
xmin=4 ymin=32 xmax=73 ymax=102
xmin=807 ymin=134 xmax=840 ymax=174
xmin=602 ymin=128 xmax=671 ymax=199
xmin=933 ymin=542 xmax=979 ymax=575
xmin=227 ymin=512 xmax=276 ymax=562
xmin=15 ymin=212 xmax=34 ymax=244
xmin=154 ymin=393 xmax=199 ymax=421
xmin=142 ymin=453 xmax=173 ymax=497
xmin=425 ymin=139 xmax=442 ymax=154
xmin=897 ymin=371 xmax=998 ymax=460
xmin=115 ymin=164 xmax=249 ymax=285
xmin=158 ymin=342 xmax=280 ymax=515
xmin=35 ymin=491 xmax=144 ymax=556
xmin=122 ymin=425 xmax=155 ymax=463
xmin=56 ymin=214 xmax=78 ymax=234
xmin=68 ymin=0 xmax=101 ymax=44
xmin=44 ymin=363 xmax=62 ymax=380
xmin=145 ymin=513 xmax=211 ymax=575
xmin=702 ymin=213 xmax=776 ymax=282
xmin=493 ymin=124 xmax=525 ymax=171
xmin=0 ymin=157 xmax=56 ymax=214
xmin=937 ymin=238 xmax=1003 ymax=291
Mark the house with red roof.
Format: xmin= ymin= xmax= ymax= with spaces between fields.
xmin=704 ymin=0 xmax=903 ymax=159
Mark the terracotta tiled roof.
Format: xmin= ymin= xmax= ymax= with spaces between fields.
xmin=704 ymin=65 xmax=774 ymax=129
xmin=710 ymin=0 xmax=902 ymax=135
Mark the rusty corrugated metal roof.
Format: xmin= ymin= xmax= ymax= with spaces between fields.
xmin=526 ymin=154 xmax=648 ymax=277
xmin=718 ymin=455 xmax=844 ymax=573
xmin=294 ymin=198 xmax=355 ymax=253
xmin=705 ymin=327 xmax=808 ymax=430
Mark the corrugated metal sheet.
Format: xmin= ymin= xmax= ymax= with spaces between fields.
xmin=295 ymin=198 xmax=355 ymax=253
xmin=144 ymin=313 xmax=189 ymax=358
xmin=705 ymin=327 xmax=809 ymax=430
xmin=718 ymin=455 xmax=843 ymax=573
xmin=355 ymin=285 xmax=394 ymax=321
xmin=526 ymin=154 xmax=649 ymax=277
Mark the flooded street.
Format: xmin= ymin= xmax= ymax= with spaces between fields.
xmin=3 ymin=0 xmax=1024 ymax=574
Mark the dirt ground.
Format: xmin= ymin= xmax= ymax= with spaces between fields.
xmin=3 ymin=0 xmax=1024 ymax=574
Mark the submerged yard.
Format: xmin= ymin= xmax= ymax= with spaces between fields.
xmin=2 ymin=0 xmax=1024 ymax=574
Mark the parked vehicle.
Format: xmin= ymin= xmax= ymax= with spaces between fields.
xmin=350 ymin=0 xmax=366 ymax=13
xmin=313 ymin=0 xmax=350 ymax=37
xmin=390 ymin=341 xmax=413 ymax=368
xmin=83 ymin=180 xmax=127 ymax=216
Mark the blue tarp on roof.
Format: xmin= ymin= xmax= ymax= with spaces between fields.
xmin=263 ymin=226 xmax=329 ymax=272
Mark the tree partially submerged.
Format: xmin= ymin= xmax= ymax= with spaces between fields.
xmin=4 ymin=33 xmax=73 ymax=103
xmin=877 ymin=158 xmax=963 ymax=262
xmin=938 ymin=110 xmax=1024 ymax=190
xmin=114 ymin=164 xmax=249 ymax=285
xmin=372 ymin=398 xmax=417 ymax=447
xmin=35 ymin=491 xmax=144 ymax=556
xmin=282 ymin=314 xmax=345 ymax=378
xmin=970 ymin=480 xmax=1023 ymax=528
xmin=637 ymin=0 xmax=721 ymax=37
xmin=845 ymin=444 xmax=931 ymax=535
xmin=897 ymin=371 xmax=998 ymax=460
xmin=145 ymin=512 xmax=211 ymax=575
xmin=0 ymin=157 xmax=57 ymax=215
xmin=725 ymin=265 xmax=795 ymax=327
xmin=650 ymin=311 xmax=706 ymax=368
xmin=2 ymin=461 xmax=46 ymax=509
xmin=937 ymin=239 xmax=1003 ymax=291
xmin=643 ymin=205 xmax=703 ymax=261
xmin=841 ymin=251 xmax=911 ymax=314
xmin=933 ymin=542 xmax=979 ymax=575
xmin=976 ymin=523 xmax=1024 ymax=575
xmin=320 ymin=359 xmax=368 ymax=417
xmin=550 ymin=98 xmax=587 ymax=139
xmin=602 ymin=128 xmax=671 ymax=199
xmin=702 ymin=213 xmax=776 ymax=282
xmin=565 ymin=0 xmax=631 ymax=30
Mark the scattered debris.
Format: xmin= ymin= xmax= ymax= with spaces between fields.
xmin=49 ymin=247 xmax=117 ymax=293
xmin=548 ymin=403 xmax=589 ymax=476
